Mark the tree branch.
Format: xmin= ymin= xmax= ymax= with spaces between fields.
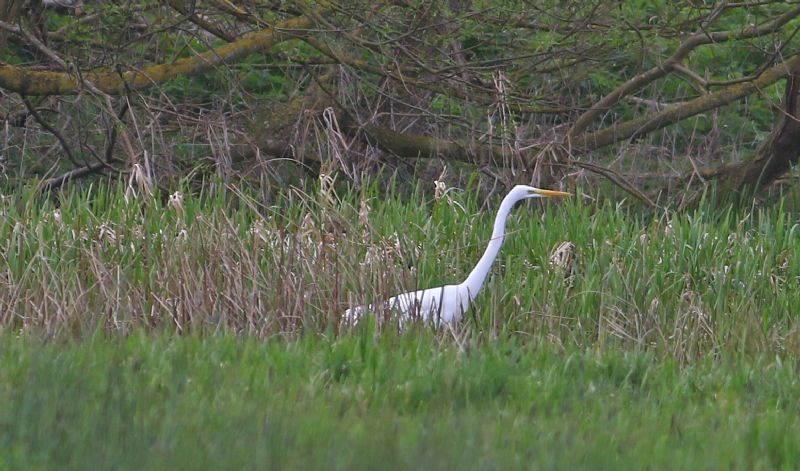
xmin=568 ymin=5 xmax=800 ymax=137
xmin=0 ymin=13 xmax=319 ymax=95
xmin=571 ymin=54 xmax=800 ymax=152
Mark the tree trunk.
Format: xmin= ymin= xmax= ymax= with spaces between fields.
xmin=714 ymin=60 xmax=800 ymax=196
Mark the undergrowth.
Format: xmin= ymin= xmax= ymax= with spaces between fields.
xmin=0 ymin=181 xmax=798 ymax=363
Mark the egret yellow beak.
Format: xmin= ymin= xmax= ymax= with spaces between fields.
xmin=532 ymin=188 xmax=571 ymax=197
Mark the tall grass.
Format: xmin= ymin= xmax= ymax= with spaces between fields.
xmin=0 ymin=182 xmax=798 ymax=362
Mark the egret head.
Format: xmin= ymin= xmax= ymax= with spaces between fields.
xmin=510 ymin=184 xmax=571 ymax=201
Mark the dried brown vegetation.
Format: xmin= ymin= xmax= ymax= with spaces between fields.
xmin=1 ymin=182 xmax=796 ymax=363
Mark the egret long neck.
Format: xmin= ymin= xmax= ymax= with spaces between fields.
xmin=461 ymin=195 xmax=517 ymax=299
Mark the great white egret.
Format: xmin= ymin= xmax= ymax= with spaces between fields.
xmin=344 ymin=185 xmax=570 ymax=327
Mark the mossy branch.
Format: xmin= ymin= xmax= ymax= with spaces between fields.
xmin=0 ymin=14 xmax=315 ymax=96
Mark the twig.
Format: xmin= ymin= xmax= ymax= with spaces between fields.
xmin=21 ymin=97 xmax=80 ymax=167
xmin=0 ymin=20 xmax=70 ymax=70
xmin=38 ymin=162 xmax=108 ymax=193
xmin=37 ymin=99 xmax=130 ymax=193
xmin=572 ymin=160 xmax=659 ymax=208
xmin=0 ymin=108 xmax=56 ymax=127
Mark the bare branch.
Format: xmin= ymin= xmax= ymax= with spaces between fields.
xmin=571 ymin=54 xmax=800 ymax=152
xmin=568 ymin=5 xmax=800 ymax=137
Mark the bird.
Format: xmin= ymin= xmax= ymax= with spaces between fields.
xmin=343 ymin=185 xmax=571 ymax=327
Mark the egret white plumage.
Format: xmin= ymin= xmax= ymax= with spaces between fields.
xmin=344 ymin=185 xmax=570 ymax=327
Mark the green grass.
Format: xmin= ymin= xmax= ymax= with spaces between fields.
xmin=0 ymin=182 xmax=799 ymax=468
xmin=1 ymin=332 xmax=799 ymax=470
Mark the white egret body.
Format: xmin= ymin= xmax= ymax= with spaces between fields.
xmin=344 ymin=185 xmax=570 ymax=327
